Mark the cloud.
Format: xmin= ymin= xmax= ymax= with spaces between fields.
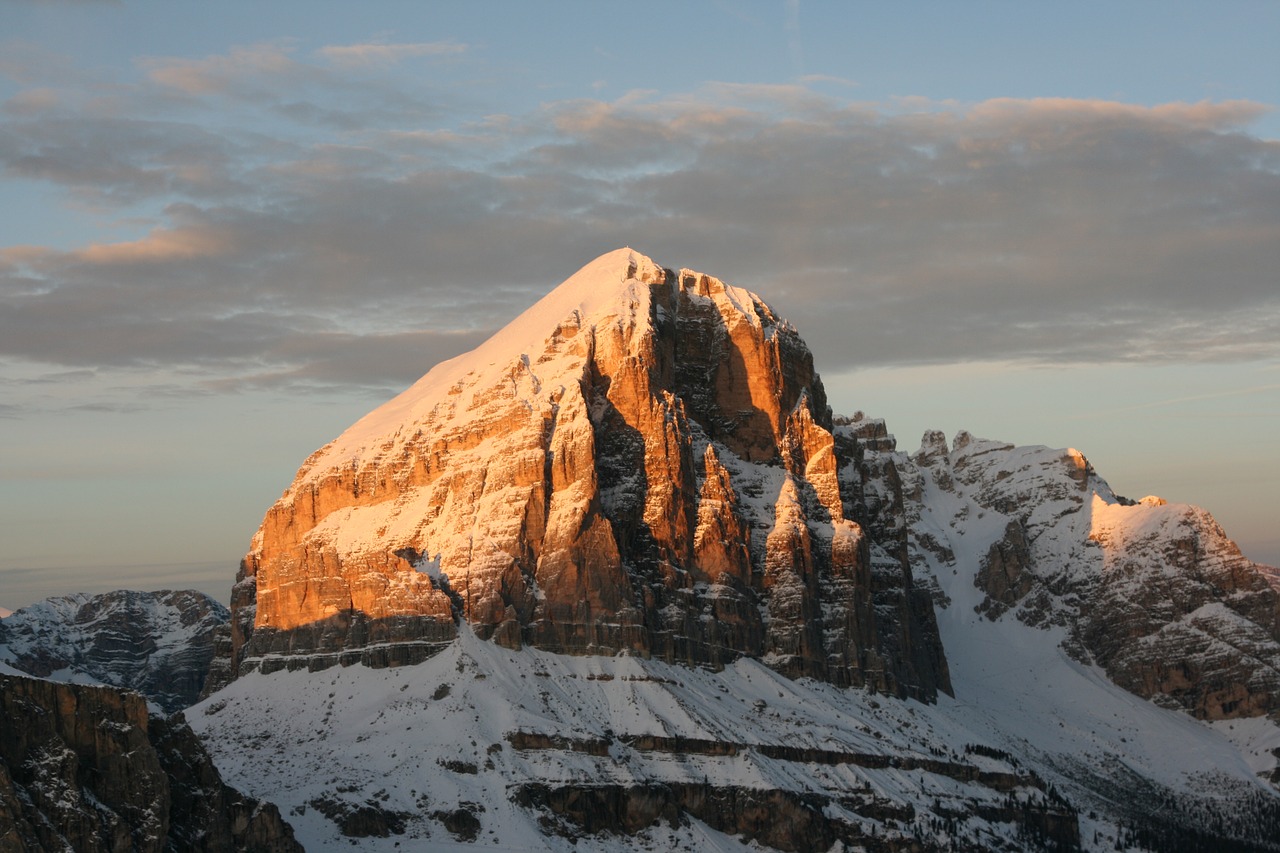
xmin=317 ymin=41 xmax=467 ymax=68
xmin=4 ymin=87 xmax=62 ymax=115
xmin=131 ymin=41 xmax=449 ymax=132
xmin=967 ymin=97 xmax=1269 ymax=128
xmin=141 ymin=42 xmax=305 ymax=97
xmin=71 ymin=226 xmax=233 ymax=264
xmin=0 ymin=113 xmax=249 ymax=204
xmin=0 ymin=41 xmax=84 ymax=86
xmin=2 ymin=44 xmax=1278 ymax=396
xmin=203 ymin=328 xmax=495 ymax=394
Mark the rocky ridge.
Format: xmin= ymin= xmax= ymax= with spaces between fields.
xmin=224 ymin=248 xmax=949 ymax=702
xmin=858 ymin=426 xmax=1280 ymax=722
xmin=0 ymin=589 xmax=229 ymax=714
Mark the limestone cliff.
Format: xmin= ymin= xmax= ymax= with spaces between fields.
xmin=223 ymin=248 xmax=949 ymax=701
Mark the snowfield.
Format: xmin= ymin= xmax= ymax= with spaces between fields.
xmin=189 ymin=554 xmax=1279 ymax=851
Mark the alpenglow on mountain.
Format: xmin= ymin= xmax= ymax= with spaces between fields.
xmin=217 ymin=248 xmax=949 ymax=700
xmin=188 ymin=248 xmax=1280 ymax=851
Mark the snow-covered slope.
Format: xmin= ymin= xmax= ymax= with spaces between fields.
xmin=5 ymin=250 xmax=1275 ymax=849
xmin=0 ymin=589 xmax=229 ymax=713
xmin=180 ymin=251 xmax=1280 ymax=851
xmin=186 ymin=256 xmax=1280 ymax=845
xmin=189 ymin=607 xmax=1280 ymax=851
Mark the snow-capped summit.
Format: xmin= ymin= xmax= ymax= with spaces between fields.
xmin=223 ymin=249 xmax=949 ymax=701
xmin=314 ymin=247 xmax=667 ymax=467
xmin=891 ymin=430 xmax=1280 ymax=721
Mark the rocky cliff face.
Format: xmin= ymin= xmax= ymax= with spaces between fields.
xmin=0 ymin=672 xmax=301 ymax=852
xmin=1083 ymin=496 xmax=1280 ymax=720
xmin=0 ymin=589 xmax=229 ymax=714
xmin=877 ymin=428 xmax=1280 ymax=722
xmin=225 ymin=249 xmax=949 ymax=701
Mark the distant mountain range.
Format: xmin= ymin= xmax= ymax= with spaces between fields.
xmin=0 ymin=588 xmax=227 ymax=714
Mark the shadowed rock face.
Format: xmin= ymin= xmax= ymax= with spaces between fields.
xmin=224 ymin=249 xmax=950 ymax=701
xmin=0 ymin=673 xmax=301 ymax=853
xmin=1081 ymin=496 xmax=1280 ymax=720
xmin=899 ymin=430 xmax=1280 ymax=721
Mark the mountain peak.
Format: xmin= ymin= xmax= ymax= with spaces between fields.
xmin=226 ymin=250 xmax=949 ymax=702
xmin=312 ymin=248 xmax=666 ymax=468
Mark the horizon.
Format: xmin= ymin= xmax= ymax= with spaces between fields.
xmin=2 ymin=2 xmax=1278 ymax=610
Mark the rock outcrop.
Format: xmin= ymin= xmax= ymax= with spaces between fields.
xmin=0 ymin=672 xmax=301 ymax=852
xmin=0 ymin=589 xmax=229 ymax=714
xmin=225 ymin=248 xmax=949 ymax=701
xmin=1083 ymin=495 xmax=1280 ymax=719
xmin=892 ymin=429 xmax=1280 ymax=721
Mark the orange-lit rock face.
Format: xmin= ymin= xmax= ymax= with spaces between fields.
xmin=230 ymin=249 xmax=949 ymax=700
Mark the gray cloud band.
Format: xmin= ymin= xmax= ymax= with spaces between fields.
xmin=2 ymin=47 xmax=1277 ymax=393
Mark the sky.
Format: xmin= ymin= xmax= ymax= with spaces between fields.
xmin=1 ymin=1 xmax=1278 ymax=609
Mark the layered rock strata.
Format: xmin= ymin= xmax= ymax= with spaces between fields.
xmin=226 ymin=249 xmax=949 ymax=701
xmin=0 ymin=672 xmax=301 ymax=852
xmin=1083 ymin=495 xmax=1280 ymax=719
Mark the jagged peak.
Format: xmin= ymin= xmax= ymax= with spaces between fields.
xmin=914 ymin=429 xmax=950 ymax=466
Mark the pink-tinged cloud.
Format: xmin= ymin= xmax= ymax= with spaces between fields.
xmin=4 ymin=87 xmax=62 ymax=115
xmin=72 ymin=227 xmax=232 ymax=265
xmin=968 ymin=97 xmax=1269 ymax=129
xmin=140 ymin=42 xmax=301 ymax=96
xmin=1 ymin=78 xmax=1276 ymax=384
xmin=0 ymin=245 xmax=53 ymax=268
xmin=316 ymin=41 xmax=467 ymax=68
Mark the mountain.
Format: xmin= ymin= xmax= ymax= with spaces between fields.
xmin=180 ymin=249 xmax=1280 ymax=851
xmin=219 ymin=247 xmax=948 ymax=702
xmin=0 ymin=671 xmax=301 ymax=852
xmin=899 ymin=429 xmax=1280 ymax=722
xmin=0 ymin=589 xmax=229 ymax=714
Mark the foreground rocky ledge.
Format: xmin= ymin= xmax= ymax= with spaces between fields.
xmin=0 ymin=673 xmax=301 ymax=853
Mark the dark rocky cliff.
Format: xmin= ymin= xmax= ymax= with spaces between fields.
xmin=0 ymin=672 xmax=301 ymax=852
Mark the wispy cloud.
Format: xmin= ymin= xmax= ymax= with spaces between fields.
xmin=317 ymin=41 xmax=467 ymax=68
xmin=72 ymin=226 xmax=234 ymax=264
xmin=1090 ymin=383 xmax=1280 ymax=415
xmin=141 ymin=41 xmax=304 ymax=96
